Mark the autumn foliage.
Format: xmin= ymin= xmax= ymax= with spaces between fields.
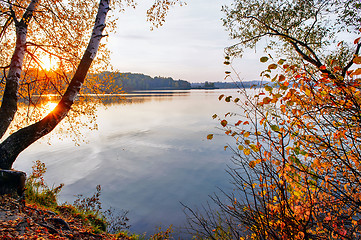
xmin=189 ymin=36 xmax=361 ymax=239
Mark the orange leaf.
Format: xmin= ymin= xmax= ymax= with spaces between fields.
xmin=248 ymin=160 xmax=256 ymax=167
xmin=354 ymin=55 xmax=361 ymax=64
xmin=352 ymin=68 xmax=361 ymax=76
xmin=268 ymin=64 xmax=278 ymax=70
xmin=334 ymin=66 xmax=342 ymax=71
xmin=278 ymin=75 xmax=285 ymax=82
xmin=280 ymin=105 xmax=286 ymax=113
xmin=263 ymin=97 xmax=271 ymax=104
xmin=235 ymin=120 xmax=242 ymax=126
xmin=221 ymin=120 xmax=228 ymax=127
xmin=355 ymin=37 xmax=361 ymax=44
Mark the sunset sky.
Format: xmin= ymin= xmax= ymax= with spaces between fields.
xmin=108 ymin=0 xmax=265 ymax=83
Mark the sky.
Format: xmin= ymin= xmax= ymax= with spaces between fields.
xmin=108 ymin=0 xmax=264 ymax=83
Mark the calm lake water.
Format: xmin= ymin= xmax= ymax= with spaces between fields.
xmin=14 ymin=89 xmax=242 ymax=237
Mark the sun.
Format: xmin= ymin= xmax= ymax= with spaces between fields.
xmin=44 ymin=101 xmax=58 ymax=113
xmin=39 ymin=55 xmax=57 ymax=71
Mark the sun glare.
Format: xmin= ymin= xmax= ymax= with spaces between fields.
xmin=39 ymin=55 xmax=57 ymax=71
xmin=44 ymin=101 xmax=58 ymax=113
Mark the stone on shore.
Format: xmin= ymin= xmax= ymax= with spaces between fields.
xmin=0 ymin=170 xmax=26 ymax=196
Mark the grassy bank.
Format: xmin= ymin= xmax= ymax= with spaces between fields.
xmin=0 ymin=160 xmax=173 ymax=240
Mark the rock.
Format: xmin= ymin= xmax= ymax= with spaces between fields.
xmin=0 ymin=170 xmax=26 ymax=196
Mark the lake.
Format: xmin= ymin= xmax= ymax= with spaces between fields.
xmin=13 ymin=89 xmax=242 ymax=238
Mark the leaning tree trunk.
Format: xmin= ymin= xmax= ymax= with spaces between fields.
xmin=0 ymin=0 xmax=111 ymax=170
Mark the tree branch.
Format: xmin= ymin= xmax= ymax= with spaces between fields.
xmin=342 ymin=42 xmax=361 ymax=77
xmin=246 ymin=15 xmax=323 ymax=68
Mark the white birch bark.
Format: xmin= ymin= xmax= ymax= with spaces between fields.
xmin=0 ymin=0 xmax=40 ymax=139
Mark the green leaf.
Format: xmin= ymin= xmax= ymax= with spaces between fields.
xmin=260 ymin=56 xmax=269 ymax=63
xmin=280 ymin=85 xmax=289 ymax=90
xmin=294 ymin=146 xmax=300 ymax=155
xmin=278 ymin=59 xmax=286 ymax=65
xmin=270 ymin=125 xmax=280 ymax=131
xmin=225 ymin=96 xmax=232 ymax=102
xmin=264 ymin=85 xmax=273 ymax=92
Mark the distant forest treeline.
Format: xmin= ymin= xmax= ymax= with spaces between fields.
xmin=4 ymin=70 xmax=266 ymax=98
xmin=96 ymin=72 xmax=191 ymax=91
xmin=93 ymin=72 xmax=264 ymax=92
xmin=191 ymin=81 xmax=266 ymax=89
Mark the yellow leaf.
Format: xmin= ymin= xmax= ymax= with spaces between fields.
xmin=250 ymin=144 xmax=260 ymax=152
xmin=207 ymin=134 xmax=213 ymax=140
xmin=244 ymin=148 xmax=251 ymax=155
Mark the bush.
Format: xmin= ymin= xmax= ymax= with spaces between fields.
xmin=25 ymin=160 xmax=63 ymax=208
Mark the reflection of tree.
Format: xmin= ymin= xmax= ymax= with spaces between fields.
xmin=92 ymin=91 xmax=191 ymax=106
xmin=11 ymin=90 xmax=190 ymax=143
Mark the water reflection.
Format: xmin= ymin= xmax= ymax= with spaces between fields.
xmin=14 ymin=89 xmax=241 ymax=238
xmin=79 ymin=90 xmax=191 ymax=106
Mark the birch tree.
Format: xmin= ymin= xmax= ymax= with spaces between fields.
xmin=0 ymin=0 xmax=183 ymax=170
